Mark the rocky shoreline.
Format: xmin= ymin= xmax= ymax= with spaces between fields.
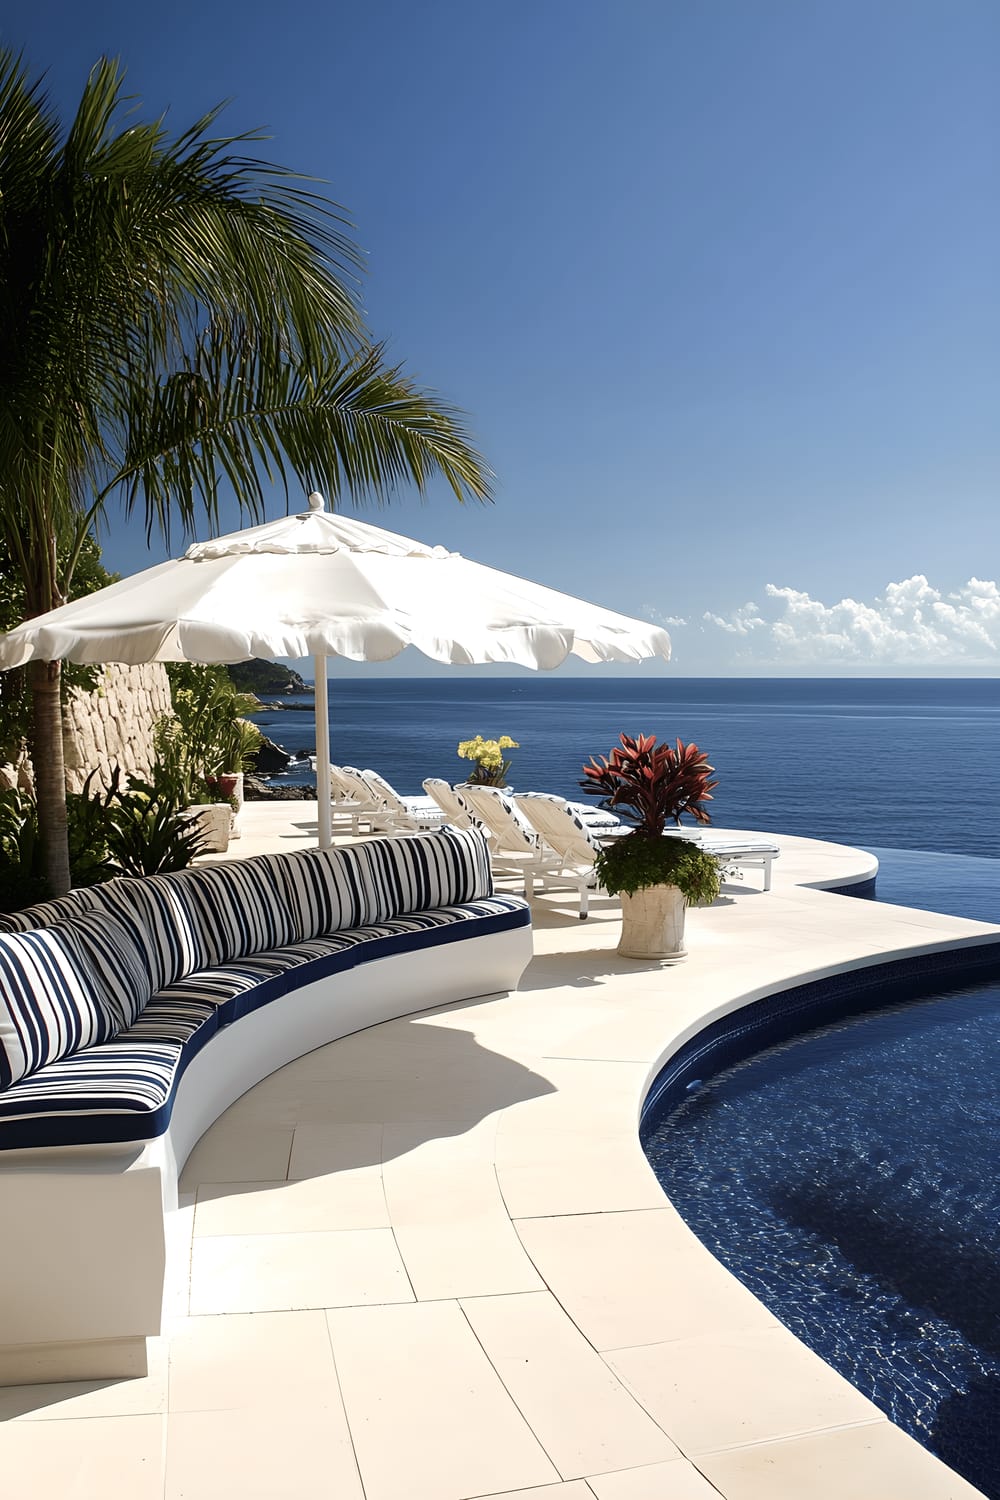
xmin=243 ymin=774 xmax=314 ymax=802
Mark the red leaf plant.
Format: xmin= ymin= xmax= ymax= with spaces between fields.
xmin=580 ymin=733 xmax=718 ymax=837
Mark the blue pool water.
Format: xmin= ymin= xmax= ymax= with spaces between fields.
xmin=641 ymin=850 xmax=1000 ymax=1495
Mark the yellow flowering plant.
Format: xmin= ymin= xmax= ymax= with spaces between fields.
xmin=456 ymin=734 xmax=520 ymax=787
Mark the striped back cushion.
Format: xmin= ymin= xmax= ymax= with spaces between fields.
xmin=151 ymin=857 xmax=297 ymax=968
xmin=358 ymin=828 xmax=493 ymax=924
xmin=62 ymin=909 xmax=154 ymax=1028
xmin=0 ymin=925 xmax=123 ymax=1089
xmin=273 ymin=829 xmax=492 ymax=942
xmin=0 ymin=884 xmax=108 ymax=934
xmin=274 ymin=848 xmax=381 ymax=943
xmin=0 ymin=877 xmax=206 ymax=993
xmin=77 ymin=876 xmax=213 ymax=993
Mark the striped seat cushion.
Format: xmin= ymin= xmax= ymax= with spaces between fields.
xmin=0 ymin=893 xmax=530 ymax=1149
xmin=232 ymin=894 xmax=528 ymax=1020
xmin=0 ymin=924 xmax=125 ymax=1088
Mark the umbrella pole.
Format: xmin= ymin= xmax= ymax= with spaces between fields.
xmin=313 ymin=655 xmax=333 ymax=849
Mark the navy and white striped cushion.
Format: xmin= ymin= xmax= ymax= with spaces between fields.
xmin=59 ymin=909 xmax=153 ymax=1028
xmin=273 ymin=847 xmax=381 ymax=942
xmin=153 ymin=857 xmax=297 ymax=968
xmin=0 ymin=1036 xmax=185 ymax=1141
xmin=0 ymin=892 xmax=531 ymax=1146
xmin=80 ymin=876 xmax=212 ymax=992
xmin=0 ymin=874 xmax=216 ymax=991
xmin=357 ymin=827 xmax=493 ymax=923
xmin=0 ymin=886 xmax=104 ymax=934
xmin=0 ymin=926 xmax=122 ymax=1088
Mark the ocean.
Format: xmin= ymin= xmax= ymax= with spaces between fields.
xmin=252 ymin=675 xmax=1000 ymax=864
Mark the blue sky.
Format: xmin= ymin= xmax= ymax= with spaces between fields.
xmin=10 ymin=1 xmax=1000 ymax=674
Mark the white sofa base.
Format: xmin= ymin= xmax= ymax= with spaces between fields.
xmin=0 ymin=921 xmax=531 ymax=1386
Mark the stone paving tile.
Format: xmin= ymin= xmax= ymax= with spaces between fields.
xmin=383 ymin=1154 xmax=544 ymax=1300
xmin=188 ymin=1225 xmax=413 ymax=1314
xmin=697 ymin=1420 xmax=987 ymax=1499
xmin=167 ymin=1308 xmax=340 ymax=1412
xmin=327 ymin=1300 xmax=560 ymax=1500
xmin=192 ymin=1171 xmax=389 ymax=1236
xmin=461 ymin=1290 xmax=680 ymax=1478
xmin=515 ymin=1209 xmax=778 ymax=1352
xmin=165 ymin=1404 xmax=363 ymax=1499
xmin=587 ymin=1459 xmax=728 ymax=1498
xmin=607 ymin=1327 xmax=882 ymax=1455
xmin=0 ymin=1413 xmax=165 ymax=1500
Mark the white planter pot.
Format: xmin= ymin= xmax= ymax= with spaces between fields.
xmin=184 ymin=803 xmax=232 ymax=854
xmin=227 ymin=772 xmax=244 ymax=840
xmin=617 ymin=883 xmax=687 ymax=961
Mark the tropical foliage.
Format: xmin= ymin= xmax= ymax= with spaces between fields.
xmin=580 ymin=733 xmax=718 ymax=835
xmin=159 ymin=666 xmax=263 ymax=795
xmin=0 ymin=768 xmax=207 ymax=910
xmin=581 ymin=732 xmax=722 ymax=901
xmin=0 ymin=50 xmax=492 ymax=892
xmin=593 ymin=832 xmax=722 ymax=903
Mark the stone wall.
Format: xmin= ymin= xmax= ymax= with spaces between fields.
xmin=62 ymin=664 xmax=173 ymax=793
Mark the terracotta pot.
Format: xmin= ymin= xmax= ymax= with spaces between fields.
xmin=617 ymin=883 xmax=687 ymax=961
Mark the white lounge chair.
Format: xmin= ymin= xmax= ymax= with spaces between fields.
xmin=515 ymin=793 xmax=781 ymax=907
xmin=324 ymin=763 xmax=395 ymax=833
xmin=308 ymin=759 xmax=382 ymax=835
xmin=512 ymin=793 xmax=609 ymax=917
xmin=422 ymin=778 xmax=480 ymax=830
xmin=460 ymin=784 xmax=601 ymax=917
xmin=663 ymin=828 xmax=780 ymax=891
xmin=355 ymin=767 xmax=450 ymax=833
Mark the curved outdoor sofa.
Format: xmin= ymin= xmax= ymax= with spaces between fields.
xmin=0 ymin=826 xmax=532 ymax=1386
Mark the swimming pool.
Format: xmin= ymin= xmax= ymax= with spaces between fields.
xmin=641 ymin=848 xmax=1000 ymax=1496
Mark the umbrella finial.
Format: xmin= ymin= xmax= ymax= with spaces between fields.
xmin=307 ymin=492 xmax=326 ymax=512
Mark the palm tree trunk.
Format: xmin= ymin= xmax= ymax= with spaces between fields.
xmin=29 ymin=659 xmax=71 ymax=896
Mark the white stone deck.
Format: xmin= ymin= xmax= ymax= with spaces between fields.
xmin=1 ymin=802 xmax=993 ymax=1498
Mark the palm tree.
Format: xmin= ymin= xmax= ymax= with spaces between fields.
xmin=0 ymin=52 xmax=492 ymax=894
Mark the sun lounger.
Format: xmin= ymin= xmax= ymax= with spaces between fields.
xmin=461 ymin=785 xmax=602 ymax=917
xmin=354 ymin=767 xmax=450 ymax=833
xmin=422 ymin=778 xmax=480 ymax=830
xmin=661 ymin=829 xmax=780 ymax=890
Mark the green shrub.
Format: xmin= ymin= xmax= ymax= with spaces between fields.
xmin=594 ymin=834 xmax=722 ymax=903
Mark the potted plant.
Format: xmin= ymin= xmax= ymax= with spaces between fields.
xmin=456 ymin=734 xmax=520 ymax=787
xmin=207 ymin=715 xmax=263 ymax=839
xmin=151 ymin=715 xmax=233 ymax=854
xmin=155 ymin=669 xmax=264 ymax=849
xmin=580 ymin=732 xmax=722 ymax=960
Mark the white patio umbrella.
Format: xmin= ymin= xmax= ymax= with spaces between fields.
xmin=0 ymin=494 xmax=671 ymax=847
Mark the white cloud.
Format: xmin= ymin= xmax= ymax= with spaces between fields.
xmin=702 ymin=601 xmax=767 ymax=636
xmin=699 ymin=576 xmax=1000 ymax=665
xmin=645 ymin=608 xmax=688 ymax=628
